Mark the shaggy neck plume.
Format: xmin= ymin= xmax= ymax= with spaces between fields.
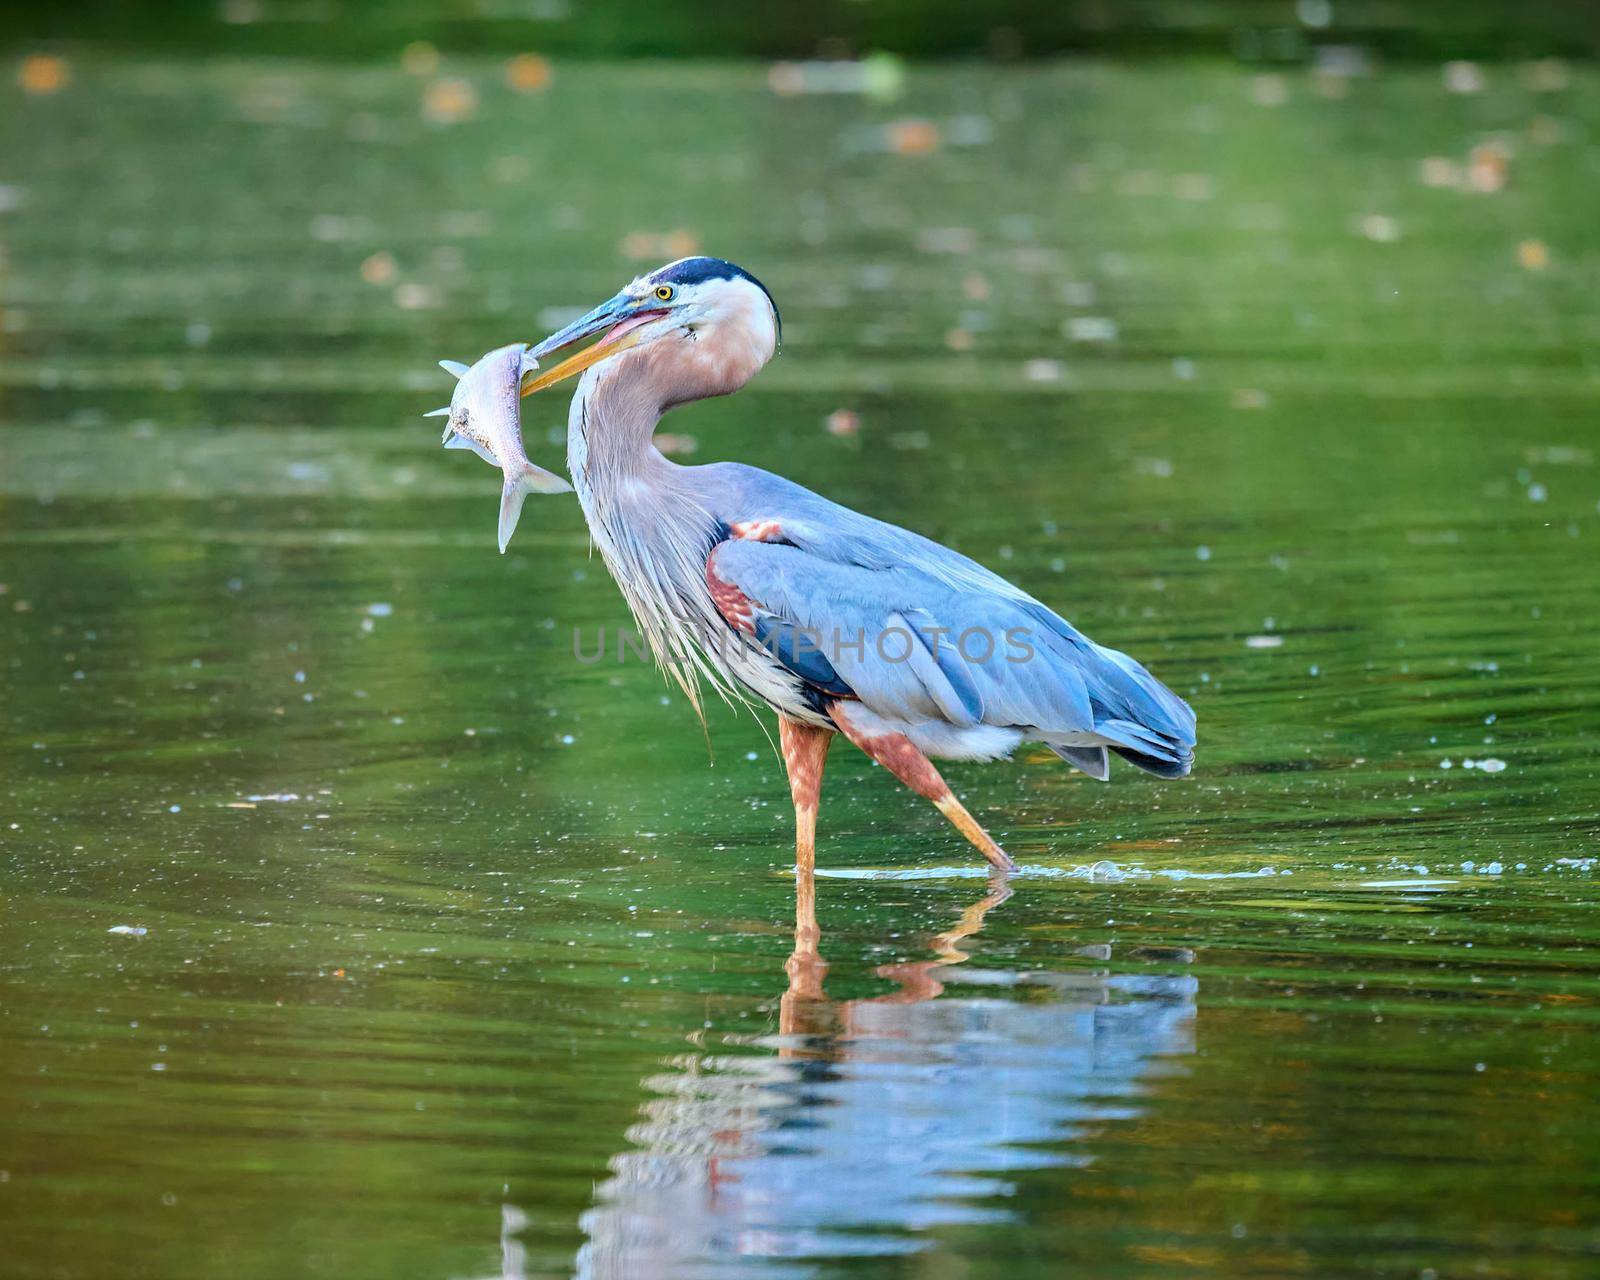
xmin=561 ymin=301 xmax=775 ymax=718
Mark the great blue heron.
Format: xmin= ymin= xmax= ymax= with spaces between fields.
xmin=518 ymin=256 xmax=1196 ymax=879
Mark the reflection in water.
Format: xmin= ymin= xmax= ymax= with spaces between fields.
xmin=575 ymin=873 xmax=1197 ymax=1277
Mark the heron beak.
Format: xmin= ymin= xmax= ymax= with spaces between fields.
xmin=521 ymin=291 xmax=667 ymax=396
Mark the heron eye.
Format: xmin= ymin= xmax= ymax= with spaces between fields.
xmin=654 ymin=285 xmax=674 ymax=302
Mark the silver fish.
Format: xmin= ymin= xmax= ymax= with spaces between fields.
xmin=426 ymin=342 xmax=572 ymax=553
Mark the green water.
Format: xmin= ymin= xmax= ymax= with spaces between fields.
xmin=3 ymin=53 xmax=1599 ymax=1280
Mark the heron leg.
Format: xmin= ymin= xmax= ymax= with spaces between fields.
xmin=830 ymin=702 xmax=1017 ymax=874
xmin=779 ymin=715 xmax=833 ymax=1000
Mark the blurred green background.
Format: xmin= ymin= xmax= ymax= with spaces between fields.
xmin=6 ymin=0 xmax=1600 ymax=61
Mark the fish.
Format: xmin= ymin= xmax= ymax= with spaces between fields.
xmin=426 ymin=342 xmax=572 ymax=553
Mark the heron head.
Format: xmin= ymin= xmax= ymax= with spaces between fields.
xmin=522 ymin=257 xmax=780 ymax=400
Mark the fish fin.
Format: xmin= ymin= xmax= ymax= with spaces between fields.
xmin=423 ymin=406 xmax=451 ymax=418
xmin=446 ymin=434 xmax=500 ymax=467
xmin=439 ymin=359 xmax=471 ymax=379
xmin=497 ymin=461 xmax=573 ymax=554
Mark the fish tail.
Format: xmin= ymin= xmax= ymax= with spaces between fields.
xmin=497 ymin=461 xmax=572 ymax=553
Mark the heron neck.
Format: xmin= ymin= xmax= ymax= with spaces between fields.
xmin=565 ymin=361 xmax=712 ymax=556
xmin=564 ymin=357 xmax=725 ymax=707
xmin=568 ymin=362 xmax=672 ymax=499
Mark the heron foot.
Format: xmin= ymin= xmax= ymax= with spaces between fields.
xmin=933 ymin=794 xmax=1017 ymax=873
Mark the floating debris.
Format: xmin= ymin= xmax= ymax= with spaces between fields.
xmin=505 ymin=54 xmax=552 ymax=94
xmin=1466 ymin=143 xmax=1509 ymax=194
xmin=1251 ymin=74 xmax=1288 ymax=107
xmin=1297 ymin=0 xmax=1333 ymax=27
xmin=1245 ymin=634 xmax=1284 ymax=649
xmin=824 ymin=409 xmax=859 ymax=437
xmin=394 ymin=282 xmax=439 ymax=311
xmin=1524 ymin=444 xmax=1590 ymax=466
xmin=1066 ymin=316 xmax=1117 ymax=343
xmin=1443 ymin=61 xmax=1484 ymax=95
xmin=885 ymin=119 xmax=941 ymax=155
xmin=360 ymin=251 xmax=397 ymax=286
xmin=107 ymin=925 xmax=147 ymax=937
xmin=18 ymin=53 xmax=69 ymax=96
xmin=620 ymin=229 xmax=700 ymax=261
xmin=422 ymin=78 xmax=478 ymax=126
xmin=309 ymin=213 xmax=365 ymax=243
xmin=1358 ymin=214 xmax=1400 ymax=243
xmin=766 ymin=54 xmax=905 ymax=101
xmin=1516 ymin=239 xmax=1550 ymax=271
xmin=1231 ymin=388 xmax=1269 ymax=410
xmin=1022 ymin=358 xmax=1064 ymax=383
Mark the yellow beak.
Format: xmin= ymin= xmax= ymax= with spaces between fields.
xmin=520 ymin=325 xmax=650 ymax=397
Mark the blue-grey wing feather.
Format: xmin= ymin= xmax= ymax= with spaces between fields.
xmin=699 ymin=462 xmax=1195 ymax=775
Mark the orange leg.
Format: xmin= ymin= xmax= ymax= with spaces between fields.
xmin=830 ymin=702 xmax=1017 ymax=873
xmin=779 ymin=715 xmax=833 ymax=1002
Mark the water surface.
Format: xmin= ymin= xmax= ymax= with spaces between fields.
xmin=2 ymin=55 xmax=1598 ymax=1279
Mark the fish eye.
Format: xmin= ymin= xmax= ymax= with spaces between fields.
xmin=653 ymin=284 xmax=675 ymax=302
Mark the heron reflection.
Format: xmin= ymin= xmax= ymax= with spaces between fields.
xmin=574 ymin=867 xmax=1197 ymax=1278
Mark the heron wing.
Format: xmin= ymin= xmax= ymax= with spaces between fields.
xmin=708 ymin=538 xmax=1100 ymax=737
xmin=704 ymin=496 xmax=1195 ymax=775
xmin=694 ymin=465 xmax=1195 ymax=773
